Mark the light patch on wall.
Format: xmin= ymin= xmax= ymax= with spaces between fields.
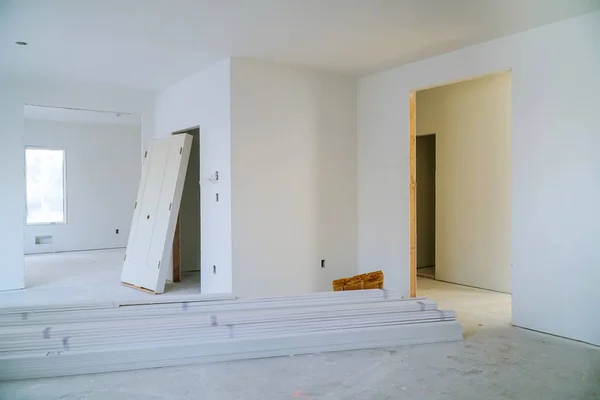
xmin=25 ymin=148 xmax=66 ymax=225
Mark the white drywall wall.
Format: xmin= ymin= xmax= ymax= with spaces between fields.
xmin=417 ymin=73 xmax=511 ymax=293
xmin=154 ymin=60 xmax=232 ymax=294
xmin=0 ymin=79 xmax=154 ymax=291
xmin=230 ymin=59 xmax=358 ymax=298
xmin=358 ymin=12 xmax=600 ymax=345
xmin=23 ymin=119 xmax=141 ymax=254
xmin=0 ymin=92 xmax=25 ymax=291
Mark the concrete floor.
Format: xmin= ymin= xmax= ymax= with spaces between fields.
xmin=1 ymin=278 xmax=598 ymax=399
xmin=416 ymin=266 xmax=435 ymax=279
xmin=0 ymin=249 xmax=226 ymax=310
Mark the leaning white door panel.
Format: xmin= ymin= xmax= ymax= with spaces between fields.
xmin=121 ymin=134 xmax=192 ymax=293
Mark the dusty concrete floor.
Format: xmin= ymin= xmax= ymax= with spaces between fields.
xmin=416 ymin=266 xmax=435 ymax=279
xmin=1 ymin=278 xmax=598 ymax=400
xmin=0 ymin=250 xmax=210 ymax=309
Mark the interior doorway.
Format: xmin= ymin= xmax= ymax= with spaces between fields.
xmin=409 ymin=71 xmax=513 ymax=333
xmin=172 ymin=127 xmax=201 ymax=283
xmin=409 ymin=71 xmax=512 ymax=296
xmin=416 ymin=134 xmax=436 ymax=280
xmin=21 ymin=104 xmax=143 ymax=290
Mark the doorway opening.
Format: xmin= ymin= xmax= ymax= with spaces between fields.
xmin=171 ymin=127 xmax=201 ymax=285
xmin=21 ymin=104 xmax=142 ymax=290
xmin=416 ymin=134 xmax=436 ymax=280
xmin=409 ymin=71 xmax=513 ymax=336
xmin=4 ymin=114 xmax=210 ymax=308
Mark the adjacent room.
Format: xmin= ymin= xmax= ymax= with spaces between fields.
xmin=414 ymin=72 xmax=513 ymax=333
xmin=171 ymin=127 xmax=201 ymax=284
xmin=12 ymin=106 xmax=205 ymax=307
xmin=0 ymin=1 xmax=599 ymax=398
xmin=22 ymin=105 xmax=141 ymax=259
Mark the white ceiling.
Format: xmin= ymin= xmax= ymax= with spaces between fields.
xmin=2 ymin=0 xmax=599 ymax=90
xmin=24 ymin=105 xmax=141 ymax=126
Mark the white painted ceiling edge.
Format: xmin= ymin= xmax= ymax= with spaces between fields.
xmin=1 ymin=0 xmax=599 ymax=90
xmin=24 ymin=105 xmax=141 ymax=126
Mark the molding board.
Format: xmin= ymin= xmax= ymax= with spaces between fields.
xmin=0 ymin=290 xmax=462 ymax=380
xmin=172 ymin=215 xmax=181 ymax=283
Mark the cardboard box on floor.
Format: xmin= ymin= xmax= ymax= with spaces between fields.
xmin=333 ymin=270 xmax=384 ymax=291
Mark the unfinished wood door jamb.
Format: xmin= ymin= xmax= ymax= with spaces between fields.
xmin=171 ymin=130 xmax=183 ymax=283
xmin=172 ymin=215 xmax=181 ymax=282
xmin=409 ymin=90 xmax=417 ymax=297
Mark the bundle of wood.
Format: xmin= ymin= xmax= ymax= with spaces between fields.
xmin=332 ymin=270 xmax=384 ymax=291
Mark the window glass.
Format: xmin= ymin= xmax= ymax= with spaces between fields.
xmin=25 ymin=148 xmax=66 ymax=224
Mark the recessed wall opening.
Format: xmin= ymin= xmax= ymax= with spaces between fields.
xmin=171 ymin=127 xmax=201 ymax=286
xmin=416 ymin=134 xmax=436 ymax=280
xmin=21 ymin=104 xmax=143 ymax=294
xmin=18 ymin=106 xmax=203 ymax=302
xmin=410 ymin=71 xmax=513 ymax=335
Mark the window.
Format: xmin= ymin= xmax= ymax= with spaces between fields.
xmin=25 ymin=148 xmax=66 ymax=224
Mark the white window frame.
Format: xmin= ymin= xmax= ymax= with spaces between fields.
xmin=24 ymin=146 xmax=68 ymax=226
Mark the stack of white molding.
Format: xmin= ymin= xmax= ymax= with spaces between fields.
xmin=0 ymin=290 xmax=462 ymax=381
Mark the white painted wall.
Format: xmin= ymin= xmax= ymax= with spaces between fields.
xmin=230 ymin=59 xmax=358 ymax=298
xmin=358 ymin=12 xmax=600 ymax=345
xmin=23 ymin=119 xmax=141 ymax=254
xmin=0 ymin=91 xmax=25 ymax=291
xmin=417 ymin=73 xmax=511 ymax=293
xmin=0 ymin=79 xmax=154 ymax=291
xmin=154 ymin=58 xmax=358 ymax=297
xmin=154 ymin=60 xmax=232 ymax=294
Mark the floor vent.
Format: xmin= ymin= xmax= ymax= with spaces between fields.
xmin=35 ymin=235 xmax=53 ymax=245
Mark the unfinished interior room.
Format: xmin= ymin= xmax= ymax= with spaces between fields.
xmin=10 ymin=106 xmax=205 ymax=309
xmin=0 ymin=1 xmax=599 ymax=399
xmin=414 ymin=72 xmax=513 ymax=334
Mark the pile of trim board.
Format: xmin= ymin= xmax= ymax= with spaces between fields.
xmin=0 ymin=290 xmax=462 ymax=380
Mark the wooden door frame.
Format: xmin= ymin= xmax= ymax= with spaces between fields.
xmin=172 ymin=216 xmax=181 ymax=282
xmin=409 ymin=90 xmax=417 ymax=297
